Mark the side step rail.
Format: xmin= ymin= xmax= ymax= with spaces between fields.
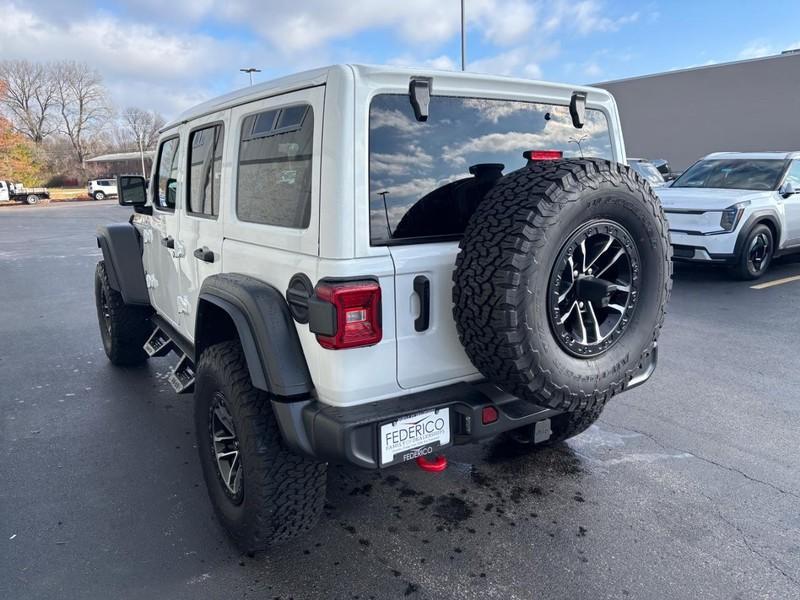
xmin=143 ymin=327 xmax=174 ymax=357
xmin=143 ymin=320 xmax=196 ymax=394
xmin=168 ymin=354 xmax=195 ymax=394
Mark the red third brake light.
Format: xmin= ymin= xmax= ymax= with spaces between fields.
xmin=523 ymin=150 xmax=563 ymax=162
xmin=314 ymin=281 xmax=382 ymax=350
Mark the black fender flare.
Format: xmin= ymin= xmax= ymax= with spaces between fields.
xmin=196 ymin=273 xmax=313 ymax=397
xmin=733 ymin=209 xmax=782 ymax=259
xmin=96 ymin=223 xmax=150 ymax=306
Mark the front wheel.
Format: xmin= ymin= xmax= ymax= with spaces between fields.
xmin=735 ymin=224 xmax=773 ymax=280
xmin=194 ymin=342 xmax=327 ymax=552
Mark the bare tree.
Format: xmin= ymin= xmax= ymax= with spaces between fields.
xmin=122 ymin=107 xmax=166 ymax=175
xmin=0 ymin=59 xmax=58 ymax=143
xmin=53 ymin=61 xmax=111 ymax=167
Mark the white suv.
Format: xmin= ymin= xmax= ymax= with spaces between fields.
xmin=87 ymin=178 xmax=118 ymax=201
xmin=659 ymin=152 xmax=800 ymax=279
xmin=94 ymin=64 xmax=671 ymax=551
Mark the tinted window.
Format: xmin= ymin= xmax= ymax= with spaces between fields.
xmin=630 ymin=161 xmax=664 ymax=185
xmin=236 ymin=104 xmax=313 ymax=228
xmin=784 ymin=160 xmax=800 ymax=188
xmin=672 ymin=159 xmax=786 ymax=191
xmin=155 ymin=137 xmax=180 ymax=210
xmin=188 ymin=125 xmax=224 ymax=216
xmin=369 ymin=95 xmax=612 ymax=245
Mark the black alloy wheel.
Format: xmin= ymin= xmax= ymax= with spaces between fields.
xmin=548 ymin=219 xmax=640 ymax=358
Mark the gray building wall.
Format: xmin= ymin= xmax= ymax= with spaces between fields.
xmin=596 ymin=52 xmax=800 ymax=172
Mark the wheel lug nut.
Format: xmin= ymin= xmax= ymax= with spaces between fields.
xmin=579 ymin=301 xmax=585 ymax=308
xmin=573 ymin=270 xmax=579 ymax=277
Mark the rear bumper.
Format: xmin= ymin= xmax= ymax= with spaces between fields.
xmin=273 ymin=344 xmax=658 ymax=469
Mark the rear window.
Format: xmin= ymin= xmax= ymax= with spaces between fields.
xmin=369 ymin=94 xmax=613 ymax=245
xmin=672 ymin=159 xmax=787 ymax=191
xmin=236 ymin=104 xmax=313 ymax=228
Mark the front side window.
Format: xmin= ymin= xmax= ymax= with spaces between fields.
xmin=369 ymin=94 xmax=613 ymax=245
xmin=783 ymin=160 xmax=800 ymax=188
xmin=155 ymin=137 xmax=180 ymax=210
xmin=188 ymin=125 xmax=224 ymax=216
xmin=236 ymin=104 xmax=313 ymax=228
xmin=672 ymin=159 xmax=787 ymax=191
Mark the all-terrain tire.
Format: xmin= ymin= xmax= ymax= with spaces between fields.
xmin=734 ymin=223 xmax=773 ymax=280
xmin=453 ymin=159 xmax=672 ymax=414
xmin=194 ymin=342 xmax=327 ymax=552
xmin=94 ymin=261 xmax=152 ymax=365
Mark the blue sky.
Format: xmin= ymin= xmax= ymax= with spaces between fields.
xmin=1 ymin=0 xmax=799 ymax=117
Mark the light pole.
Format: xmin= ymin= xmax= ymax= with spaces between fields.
xmin=239 ymin=68 xmax=261 ymax=86
xmin=461 ymin=0 xmax=466 ymax=71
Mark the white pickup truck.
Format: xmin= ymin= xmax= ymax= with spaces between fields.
xmin=0 ymin=180 xmax=50 ymax=204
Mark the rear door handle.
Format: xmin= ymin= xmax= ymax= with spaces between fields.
xmin=193 ymin=247 xmax=215 ymax=263
xmin=161 ymin=235 xmax=175 ymax=249
xmin=413 ymin=275 xmax=430 ymax=332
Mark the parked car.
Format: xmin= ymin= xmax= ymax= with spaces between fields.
xmin=87 ymin=178 xmax=118 ymax=200
xmin=650 ymin=159 xmax=677 ymax=180
xmin=628 ymin=158 xmax=667 ymax=187
xmin=94 ymin=64 xmax=671 ymax=552
xmin=659 ymin=151 xmax=800 ymax=279
xmin=0 ymin=180 xmax=50 ymax=204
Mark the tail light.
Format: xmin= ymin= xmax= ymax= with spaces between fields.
xmin=523 ymin=150 xmax=563 ymax=162
xmin=311 ymin=280 xmax=382 ymax=349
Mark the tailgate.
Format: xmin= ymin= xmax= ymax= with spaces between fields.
xmin=389 ymin=242 xmax=478 ymax=389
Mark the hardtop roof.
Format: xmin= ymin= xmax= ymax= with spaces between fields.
xmin=162 ymin=64 xmax=613 ymax=132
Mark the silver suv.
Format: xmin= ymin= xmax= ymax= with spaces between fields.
xmin=94 ymin=64 xmax=671 ymax=551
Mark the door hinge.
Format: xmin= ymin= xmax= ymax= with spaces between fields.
xmin=176 ymin=296 xmax=191 ymax=315
xmin=142 ymin=228 xmax=153 ymax=244
xmin=172 ymin=241 xmax=186 ymax=258
xmin=145 ymin=273 xmax=159 ymax=289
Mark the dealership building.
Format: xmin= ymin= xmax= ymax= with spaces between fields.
xmin=596 ymin=50 xmax=800 ymax=172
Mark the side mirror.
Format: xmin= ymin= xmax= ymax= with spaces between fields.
xmin=117 ymin=175 xmax=147 ymax=207
xmin=779 ymin=181 xmax=797 ymax=198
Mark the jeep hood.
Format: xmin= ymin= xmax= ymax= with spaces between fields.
xmin=657 ymin=187 xmax=770 ymax=211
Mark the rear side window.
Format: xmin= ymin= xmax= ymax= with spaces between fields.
xmin=236 ymin=104 xmax=313 ymax=228
xmin=154 ymin=137 xmax=180 ymax=210
xmin=188 ymin=124 xmax=224 ymax=217
xmin=369 ymin=94 xmax=613 ymax=245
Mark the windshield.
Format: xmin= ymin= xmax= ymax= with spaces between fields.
xmin=630 ymin=161 xmax=664 ymax=184
xmin=672 ymin=159 xmax=786 ymax=191
xmin=369 ymin=94 xmax=613 ymax=245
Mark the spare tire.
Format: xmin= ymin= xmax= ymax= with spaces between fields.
xmin=453 ymin=158 xmax=671 ymax=412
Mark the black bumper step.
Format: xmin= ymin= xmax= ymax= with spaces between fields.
xmin=272 ymin=381 xmax=562 ymax=470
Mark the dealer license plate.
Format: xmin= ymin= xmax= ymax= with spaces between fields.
xmin=379 ymin=408 xmax=451 ymax=467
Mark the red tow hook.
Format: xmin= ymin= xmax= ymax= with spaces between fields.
xmin=416 ymin=455 xmax=448 ymax=472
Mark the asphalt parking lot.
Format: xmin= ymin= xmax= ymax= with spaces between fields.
xmin=1 ymin=201 xmax=798 ymax=600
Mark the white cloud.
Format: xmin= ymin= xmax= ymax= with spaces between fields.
xmin=371 ymin=144 xmax=434 ymax=176
xmin=738 ymin=40 xmax=774 ymax=60
xmin=546 ymin=0 xmax=639 ymax=35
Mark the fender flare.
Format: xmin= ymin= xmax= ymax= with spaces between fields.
xmin=196 ymin=273 xmax=313 ymax=397
xmin=96 ymin=223 xmax=150 ymax=306
xmin=733 ymin=209 xmax=782 ymax=258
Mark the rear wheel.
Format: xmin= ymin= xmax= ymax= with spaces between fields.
xmin=94 ymin=261 xmax=151 ymax=365
xmin=26 ymin=194 xmax=39 ymax=205
xmin=735 ymin=224 xmax=773 ymax=280
xmin=94 ymin=191 xmax=106 ymax=201
xmin=194 ymin=342 xmax=327 ymax=552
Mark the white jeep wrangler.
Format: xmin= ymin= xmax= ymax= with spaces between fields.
xmin=94 ymin=64 xmax=671 ymax=552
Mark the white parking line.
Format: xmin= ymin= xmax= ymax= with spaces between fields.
xmin=750 ymin=274 xmax=800 ymax=290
